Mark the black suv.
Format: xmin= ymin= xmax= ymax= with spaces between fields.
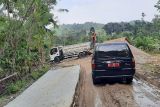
xmin=92 ymin=42 xmax=135 ymax=84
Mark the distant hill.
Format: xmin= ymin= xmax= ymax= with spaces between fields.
xmin=56 ymin=22 xmax=104 ymax=37
xmin=60 ymin=22 xmax=104 ymax=31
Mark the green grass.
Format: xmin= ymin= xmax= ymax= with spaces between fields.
xmin=31 ymin=65 xmax=49 ymax=80
xmin=6 ymin=80 xmax=26 ymax=94
xmin=2 ymin=65 xmax=50 ymax=96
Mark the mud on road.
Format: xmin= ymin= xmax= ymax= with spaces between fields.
xmin=60 ymin=57 xmax=160 ymax=107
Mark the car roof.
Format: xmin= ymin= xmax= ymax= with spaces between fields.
xmin=97 ymin=42 xmax=128 ymax=46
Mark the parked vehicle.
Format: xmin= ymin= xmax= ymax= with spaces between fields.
xmin=92 ymin=42 xmax=135 ymax=84
xmin=50 ymin=42 xmax=91 ymax=63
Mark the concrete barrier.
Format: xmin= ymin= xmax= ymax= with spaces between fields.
xmin=5 ymin=65 xmax=80 ymax=107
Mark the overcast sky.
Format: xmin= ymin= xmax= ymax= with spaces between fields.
xmin=54 ymin=0 xmax=158 ymax=24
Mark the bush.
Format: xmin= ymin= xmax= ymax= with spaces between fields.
xmin=7 ymin=80 xmax=26 ymax=94
xmin=31 ymin=65 xmax=49 ymax=80
xmin=0 ymin=67 xmax=4 ymax=78
xmin=4 ymin=65 xmax=49 ymax=96
xmin=31 ymin=71 xmax=40 ymax=80
xmin=97 ymin=35 xmax=108 ymax=43
xmin=133 ymin=36 xmax=159 ymax=52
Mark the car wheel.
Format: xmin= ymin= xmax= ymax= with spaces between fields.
xmin=78 ymin=52 xmax=84 ymax=58
xmin=92 ymin=77 xmax=100 ymax=85
xmin=54 ymin=57 xmax=60 ymax=63
xmin=126 ymin=78 xmax=133 ymax=84
xmin=93 ymin=78 xmax=98 ymax=85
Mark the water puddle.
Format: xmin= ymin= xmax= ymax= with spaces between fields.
xmin=132 ymin=79 xmax=160 ymax=107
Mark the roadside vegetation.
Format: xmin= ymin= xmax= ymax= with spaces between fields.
xmin=0 ymin=0 xmax=58 ymax=102
xmin=53 ymin=22 xmax=108 ymax=45
xmin=102 ymin=19 xmax=160 ymax=53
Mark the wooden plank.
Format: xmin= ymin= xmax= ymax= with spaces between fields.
xmin=0 ymin=73 xmax=18 ymax=83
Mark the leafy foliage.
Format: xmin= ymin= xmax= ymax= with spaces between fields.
xmin=103 ymin=21 xmax=152 ymax=35
xmin=102 ymin=18 xmax=160 ymax=53
xmin=0 ymin=0 xmax=57 ymax=78
xmin=31 ymin=65 xmax=49 ymax=80
xmin=6 ymin=80 xmax=26 ymax=94
xmin=53 ymin=22 xmax=106 ymax=45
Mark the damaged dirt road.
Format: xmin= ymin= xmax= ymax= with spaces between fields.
xmin=60 ymin=40 xmax=160 ymax=107
xmin=62 ymin=57 xmax=160 ymax=107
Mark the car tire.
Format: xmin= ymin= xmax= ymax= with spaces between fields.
xmin=54 ymin=57 xmax=60 ymax=63
xmin=78 ymin=52 xmax=84 ymax=58
xmin=92 ymin=77 xmax=100 ymax=85
xmin=93 ymin=78 xmax=98 ymax=85
xmin=126 ymin=78 xmax=133 ymax=84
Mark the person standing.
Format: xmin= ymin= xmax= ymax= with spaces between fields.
xmin=89 ymin=27 xmax=96 ymax=49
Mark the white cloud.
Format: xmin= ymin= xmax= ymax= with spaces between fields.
xmin=54 ymin=0 xmax=158 ymax=24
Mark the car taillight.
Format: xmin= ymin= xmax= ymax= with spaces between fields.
xmin=132 ymin=58 xmax=135 ymax=67
xmin=91 ymin=59 xmax=96 ymax=70
xmin=92 ymin=64 xmax=96 ymax=69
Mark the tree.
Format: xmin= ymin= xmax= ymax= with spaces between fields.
xmin=0 ymin=0 xmax=58 ymax=77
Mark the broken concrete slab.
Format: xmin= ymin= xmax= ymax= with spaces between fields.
xmin=5 ymin=65 xmax=80 ymax=107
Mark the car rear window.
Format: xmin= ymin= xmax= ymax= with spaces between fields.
xmin=95 ymin=44 xmax=130 ymax=58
